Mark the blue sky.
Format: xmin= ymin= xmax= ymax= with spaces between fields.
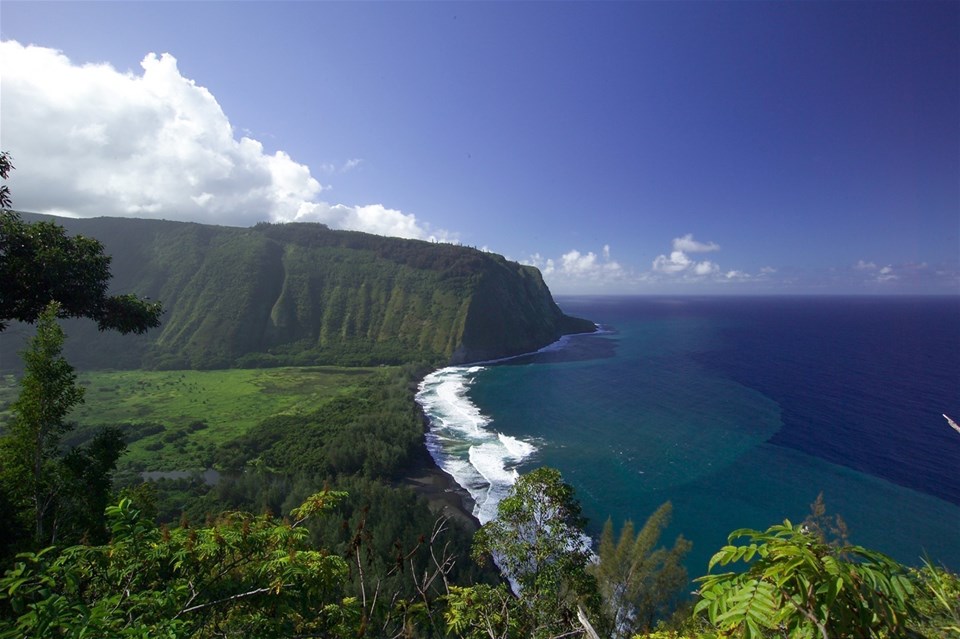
xmin=1 ymin=1 xmax=957 ymax=294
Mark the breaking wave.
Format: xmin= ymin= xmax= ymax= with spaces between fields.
xmin=416 ymin=366 xmax=537 ymax=524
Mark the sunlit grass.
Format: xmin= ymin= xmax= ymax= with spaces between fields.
xmin=1 ymin=367 xmax=384 ymax=471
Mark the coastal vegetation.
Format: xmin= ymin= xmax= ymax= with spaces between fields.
xmin=1 ymin=171 xmax=958 ymax=637
xmin=469 ymin=467 xmax=604 ymax=637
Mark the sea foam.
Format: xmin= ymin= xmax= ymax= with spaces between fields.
xmin=417 ymin=366 xmax=538 ymax=524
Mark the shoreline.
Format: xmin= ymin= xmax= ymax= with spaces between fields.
xmin=402 ymin=327 xmax=598 ymax=533
xmin=402 ymin=401 xmax=480 ymax=532
xmin=402 ymin=454 xmax=480 ymax=532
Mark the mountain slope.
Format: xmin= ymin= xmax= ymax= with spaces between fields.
xmin=2 ymin=214 xmax=594 ymax=370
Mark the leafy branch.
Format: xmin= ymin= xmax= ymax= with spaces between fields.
xmin=695 ymin=520 xmax=917 ymax=639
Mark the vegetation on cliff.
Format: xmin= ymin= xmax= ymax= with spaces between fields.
xmin=1 ymin=214 xmax=593 ymax=372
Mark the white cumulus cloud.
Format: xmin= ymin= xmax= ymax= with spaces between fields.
xmin=0 ymin=40 xmax=444 ymax=240
xmin=876 ymin=265 xmax=898 ymax=282
xmin=673 ymin=233 xmax=719 ymax=253
xmin=561 ymin=250 xmax=599 ymax=275
xmin=652 ymin=250 xmax=692 ymax=274
xmin=523 ymin=246 xmax=622 ymax=290
xmin=651 ymin=234 xmax=723 ymax=278
xmin=558 ymin=248 xmax=622 ymax=277
xmin=292 ymin=202 xmax=453 ymax=242
xmin=693 ymin=261 xmax=719 ymax=276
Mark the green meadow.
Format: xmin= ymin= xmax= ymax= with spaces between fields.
xmin=0 ymin=367 xmax=382 ymax=472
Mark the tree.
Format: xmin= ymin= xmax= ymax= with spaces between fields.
xmin=591 ymin=502 xmax=692 ymax=636
xmin=0 ymin=212 xmax=163 ymax=333
xmin=0 ymin=153 xmax=162 ymax=333
xmin=0 ymin=152 xmax=155 ymax=550
xmin=471 ymin=467 xmax=603 ymax=638
xmin=0 ymin=151 xmax=13 ymax=210
xmin=0 ymin=303 xmax=129 ymax=554
xmin=445 ymin=583 xmax=525 ymax=639
xmin=2 ymin=303 xmax=87 ymax=546
xmin=694 ymin=520 xmax=917 ymax=639
xmin=57 ymin=427 xmax=127 ymax=545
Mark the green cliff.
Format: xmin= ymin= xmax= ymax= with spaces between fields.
xmin=2 ymin=214 xmax=594 ymax=370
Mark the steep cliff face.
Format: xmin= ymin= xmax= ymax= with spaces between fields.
xmin=452 ymin=262 xmax=594 ymax=364
xmin=3 ymin=215 xmax=594 ymax=370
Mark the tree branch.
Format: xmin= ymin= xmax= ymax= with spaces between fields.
xmin=177 ymin=586 xmax=273 ymax=616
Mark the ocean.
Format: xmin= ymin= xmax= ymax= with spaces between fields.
xmin=416 ymin=296 xmax=960 ymax=577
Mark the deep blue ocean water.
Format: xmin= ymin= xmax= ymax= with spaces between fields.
xmin=417 ymin=296 xmax=960 ymax=577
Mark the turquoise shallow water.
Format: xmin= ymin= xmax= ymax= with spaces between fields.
xmin=417 ymin=296 xmax=960 ymax=577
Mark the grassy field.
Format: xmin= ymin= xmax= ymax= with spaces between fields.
xmin=0 ymin=367 xmax=383 ymax=472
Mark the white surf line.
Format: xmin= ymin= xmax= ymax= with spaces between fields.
xmin=416 ymin=326 xmax=607 ymax=523
xmin=417 ymin=366 xmax=538 ymax=523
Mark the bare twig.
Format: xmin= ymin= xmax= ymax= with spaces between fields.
xmin=355 ymin=542 xmax=368 ymax=610
xmin=944 ymin=414 xmax=960 ymax=436
xmin=177 ymin=586 xmax=272 ymax=616
xmin=576 ymin=604 xmax=601 ymax=639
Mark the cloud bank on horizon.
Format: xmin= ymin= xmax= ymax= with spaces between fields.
xmin=524 ymin=236 xmax=948 ymax=295
xmin=0 ymin=40 xmax=451 ymax=241
xmin=524 ymin=235 xmax=777 ymax=293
